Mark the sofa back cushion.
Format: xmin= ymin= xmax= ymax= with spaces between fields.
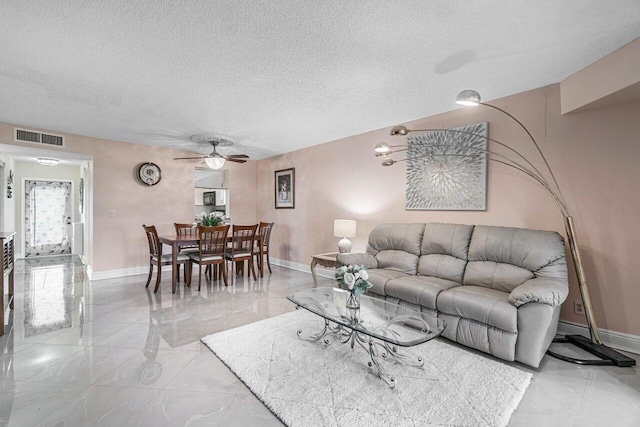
xmin=366 ymin=223 xmax=425 ymax=275
xmin=464 ymin=225 xmax=566 ymax=292
xmin=418 ymin=223 xmax=474 ymax=284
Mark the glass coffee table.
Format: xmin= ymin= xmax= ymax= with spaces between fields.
xmin=287 ymin=287 xmax=446 ymax=388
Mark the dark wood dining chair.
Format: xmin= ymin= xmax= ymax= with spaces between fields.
xmin=187 ymin=225 xmax=230 ymax=290
xmin=225 ymin=224 xmax=258 ymax=284
xmin=254 ymin=222 xmax=275 ymax=275
xmin=143 ymin=225 xmax=189 ymax=293
xmin=174 ymin=223 xmax=199 ymax=281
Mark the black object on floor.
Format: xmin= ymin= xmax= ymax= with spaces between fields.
xmin=547 ymin=335 xmax=636 ymax=367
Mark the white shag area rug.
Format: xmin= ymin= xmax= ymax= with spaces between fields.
xmin=201 ymin=310 xmax=532 ymax=427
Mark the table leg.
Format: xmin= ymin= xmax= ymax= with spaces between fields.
xmin=259 ymin=240 xmax=264 ymax=278
xmin=310 ymin=258 xmax=318 ymax=288
xmin=8 ymin=269 xmax=13 ymax=309
xmin=172 ymin=243 xmax=178 ymax=294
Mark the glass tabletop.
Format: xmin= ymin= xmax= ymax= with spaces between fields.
xmin=287 ymin=287 xmax=446 ymax=347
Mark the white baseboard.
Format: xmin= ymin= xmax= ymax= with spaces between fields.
xmin=270 ymin=257 xmax=335 ymax=280
xmin=86 ymin=258 xmax=321 ymax=283
xmin=16 ymin=252 xmax=24 ymax=260
xmin=87 ymin=264 xmax=173 ymax=281
xmin=557 ymin=320 xmax=640 ymax=355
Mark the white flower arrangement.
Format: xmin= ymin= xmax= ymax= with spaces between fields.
xmin=195 ymin=211 xmax=224 ymax=226
xmin=335 ymin=264 xmax=373 ymax=296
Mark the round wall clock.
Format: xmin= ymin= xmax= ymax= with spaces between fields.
xmin=137 ymin=162 xmax=162 ymax=186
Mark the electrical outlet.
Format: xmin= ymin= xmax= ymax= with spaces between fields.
xmin=574 ymin=299 xmax=585 ymax=316
xmin=108 ymin=210 xmax=116 ymax=218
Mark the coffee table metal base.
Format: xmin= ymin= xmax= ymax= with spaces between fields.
xmin=295 ymin=306 xmax=426 ymax=389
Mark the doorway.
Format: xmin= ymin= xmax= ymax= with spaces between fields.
xmin=24 ymin=180 xmax=72 ymax=257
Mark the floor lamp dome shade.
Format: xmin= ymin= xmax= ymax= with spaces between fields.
xmin=374 ymin=142 xmax=391 ymax=154
xmin=205 ymin=157 xmax=225 ymax=169
xmin=456 ymin=89 xmax=482 ymax=106
xmin=334 ymin=220 xmax=356 ymax=253
xmin=390 ymin=125 xmax=410 ymax=136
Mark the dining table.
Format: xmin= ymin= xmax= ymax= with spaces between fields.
xmin=158 ymin=233 xmax=264 ymax=294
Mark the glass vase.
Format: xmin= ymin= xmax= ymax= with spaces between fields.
xmin=346 ymin=290 xmax=360 ymax=310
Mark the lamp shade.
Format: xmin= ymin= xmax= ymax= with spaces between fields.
xmin=205 ymin=157 xmax=225 ymax=169
xmin=374 ymin=142 xmax=391 ymax=153
xmin=334 ymin=219 xmax=356 ymax=238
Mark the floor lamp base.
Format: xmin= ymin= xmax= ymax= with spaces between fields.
xmin=546 ymin=335 xmax=636 ymax=367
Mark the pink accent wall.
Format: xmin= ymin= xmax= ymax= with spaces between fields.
xmin=255 ymin=84 xmax=640 ymax=336
xmin=561 ymin=38 xmax=640 ymax=113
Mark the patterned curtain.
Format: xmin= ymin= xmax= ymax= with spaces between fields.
xmin=25 ymin=180 xmax=72 ymax=257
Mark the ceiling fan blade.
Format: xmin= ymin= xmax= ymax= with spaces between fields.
xmin=223 ymin=154 xmax=249 ymax=159
xmin=173 ymin=156 xmax=208 ymax=160
xmin=225 ymin=158 xmax=247 ymax=163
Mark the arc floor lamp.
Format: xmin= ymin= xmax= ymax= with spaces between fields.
xmin=375 ymin=90 xmax=634 ymax=367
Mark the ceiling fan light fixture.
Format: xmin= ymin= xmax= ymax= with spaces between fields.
xmin=205 ymin=157 xmax=225 ymax=169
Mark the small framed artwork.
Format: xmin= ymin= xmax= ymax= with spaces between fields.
xmin=275 ymin=168 xmax=295 ymax=209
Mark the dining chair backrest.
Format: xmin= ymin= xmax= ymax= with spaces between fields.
xmin=199 ymin=225 xmax=230 ymax=256
xmin=231 ymin=224 xmax=258 ymax=253
xmin=143 ymin=225 xmax=161 ymax=257
xmin=258 ymin=222 xmax=275 ymax=247
xmin=174 ymin=223 xmax=199 ymax=238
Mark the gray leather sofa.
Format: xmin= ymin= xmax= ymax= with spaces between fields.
xmin=336 ymin=223 xmax=568 ymax=368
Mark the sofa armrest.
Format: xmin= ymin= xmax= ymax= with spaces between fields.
xmin=508 ymin=277 xmax=569 ymax=308
xmin=336 ymin=253 xmax=378 ymax=269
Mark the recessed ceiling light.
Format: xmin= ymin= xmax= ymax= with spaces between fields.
xmin=37 ymin=158 xmax=60 ymax=166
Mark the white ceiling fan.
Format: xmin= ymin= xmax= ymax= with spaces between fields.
xmin=173 ymin=136 xmax=249 ymax=169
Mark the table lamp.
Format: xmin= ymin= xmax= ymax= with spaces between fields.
xmin=334 ymin=220 xmax=356 ymax=253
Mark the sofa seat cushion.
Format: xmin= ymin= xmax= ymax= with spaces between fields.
xmin=437 ymin=286 xmax=517 ymax=333
xmin=385 ymin=276 xmax=460 ymax=311
xmin=366 ymin=269 xmax=409 ymax=296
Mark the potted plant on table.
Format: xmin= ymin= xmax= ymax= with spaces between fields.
xmin=196 ymin=212 xmax=224 ymax=226
xmin=335 ymin=264 xmax=373 ymax=310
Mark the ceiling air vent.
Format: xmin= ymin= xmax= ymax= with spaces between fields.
xmin=14 ymin=128 xmax=65 ymax=147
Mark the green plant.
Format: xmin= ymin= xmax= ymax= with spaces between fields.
xmin=196 ymin=212 xmax=224 ymax=226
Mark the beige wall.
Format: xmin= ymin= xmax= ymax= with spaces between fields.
xmin=255 ymin=84 xmax=640 ymax=336
xmin=0 ymin=124 xmax=257 ymax=273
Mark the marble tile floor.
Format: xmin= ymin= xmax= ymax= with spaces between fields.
xmin=0 ymin=255 xmax=638 ymax=426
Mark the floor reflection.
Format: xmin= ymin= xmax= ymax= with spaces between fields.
xmin=23 ymin=263 xmax=75 ymax=337
xmin=1 ymin=254 xmax=314 ymax=425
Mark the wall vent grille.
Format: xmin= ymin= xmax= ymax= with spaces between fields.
xmin=14 ymin=128 xmax=65 ymax=147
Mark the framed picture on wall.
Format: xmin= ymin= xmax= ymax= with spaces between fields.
xmin=275 ymin=168 xmax=295 ymax=209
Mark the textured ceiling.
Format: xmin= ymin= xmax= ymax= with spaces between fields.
xmin=0 ymin=1 xmax=639 ymax=160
